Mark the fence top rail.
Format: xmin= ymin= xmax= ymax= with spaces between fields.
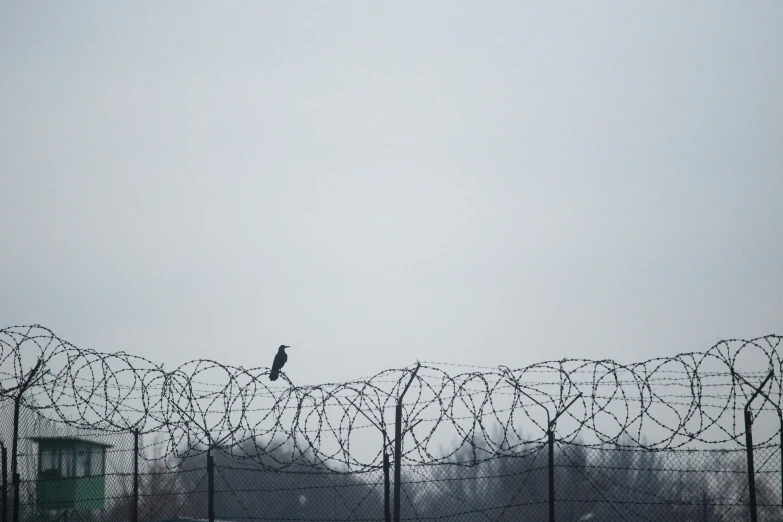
xmin=1 ymin=325 xmax=781 ymax=471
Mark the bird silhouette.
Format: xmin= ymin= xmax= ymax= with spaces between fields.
xmin=269 ymin=345 xmax=290 ymax=381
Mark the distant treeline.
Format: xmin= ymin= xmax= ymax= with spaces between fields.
xmin=116 ymin=436 xmax=780 ymax=522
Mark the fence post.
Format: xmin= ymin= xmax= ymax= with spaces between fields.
xmin=745 ymin=408 xmax=757 ymax=522
xmin=11 ymin=360 xmax=41 ymax=522
xmin=393 ymin=403 xmax=402 ymax=522
xmin=383 ymin=450 xmax=391 ymax=522
xmin=779 ymin=414 xmax=783 ymax=509
xmin=2 ymin=443 xmax=7 ymax=522
xmin=743 ymin=371 xmax=772 ymax=522
xmin=207 ymin=449 xmax=215 ymax=522
xmin=10 ymin=476 xmax=17 ymax=522
xmin=393 ymin=363 xmax=420 ymax=522
xmin=342 ymin=394 xmax=393 ymax=522
xmin=507 ymin=378 xmax=582 ymax=522
xmin=11 ymin=398 xmax=19 ymax=522
xmin=133 ymin=429 xmax=139 ymax=522
xmin=548 ymin=430 xmax=555 ymax=522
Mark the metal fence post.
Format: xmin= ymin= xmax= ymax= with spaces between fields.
xmin=2 ymin=443 xmax=7 ymax=522
xmin=734 ymin=370 xmax=782 ymax=511
xmin=342 ymin=393 xmax=394 ymax=522
xmin=11 ymin=399 xmax=19 ymax=522
xmin=743 ymin=371 xmax=772 ymax=522
xmin=133 ymin=429 xmax=139 ymax=522
xmin=548 ymin=430 xmax=555 ymax=522
xmin=10 ymin=475 xmax=17 ymax=522
xmin=383 ymin=450 xmax=391 ymax=522
xmin=393 ymin=403 xmax=402 ymax=522
xmin=507 ymin=376 xmax=582 ymax=522
xmin=745 ymin=408 xmax=757 ymax=522
xmin=11 ymin=360 xmax=41 ymax=522
xmin=393 ymin=363 xmax=420 ymax=522
xmin=207 ymin=449 xmax=215 ymax=522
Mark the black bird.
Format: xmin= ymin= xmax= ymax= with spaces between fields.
xmin=269 ymin=345 xmax=290 ymax=381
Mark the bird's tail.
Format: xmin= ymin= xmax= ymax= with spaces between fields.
xmin=269 ymin=369 xmax=279 ymax=381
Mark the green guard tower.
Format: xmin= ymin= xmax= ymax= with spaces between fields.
xmin=31 ymin=437 xmax=111 ymax=513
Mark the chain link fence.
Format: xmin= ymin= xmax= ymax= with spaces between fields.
xmin=2 ymin=403 xmax=782 ymax=521
xmin=555 ymin=443 xmax=782 ymax=522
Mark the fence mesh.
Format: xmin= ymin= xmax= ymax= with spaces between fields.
xmin=556 ymin=443 xmax=783 ymax=522
xmin=4 ymin=408 xmax=781 ymax=521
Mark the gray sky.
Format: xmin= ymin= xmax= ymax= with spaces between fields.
xmin=2 ymin=2 xmax=781 ymax=385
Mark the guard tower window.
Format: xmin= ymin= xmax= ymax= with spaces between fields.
xmin=60 ymin=448 xmax=74 ymax=478
xmin=90 ymin=448 xmax=105 ymax=476
xmin=41 ymin=448 xmax=59 ymax=477
xmin=76 ymin=448 xmax=91 ymax=477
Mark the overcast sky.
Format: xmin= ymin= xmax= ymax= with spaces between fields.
xmin=1 ymin=2 xmax=781 ymax=385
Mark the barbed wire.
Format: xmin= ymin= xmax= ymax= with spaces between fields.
xmin=1 ymin=325 xmax=781 ymax=472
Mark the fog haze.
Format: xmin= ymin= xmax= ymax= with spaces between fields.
xmin=2 ymin=2 xmax=781 ymax=383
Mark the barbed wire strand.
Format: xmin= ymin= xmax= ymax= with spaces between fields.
xmin=1 ymin=325 xmax=781 ymax=473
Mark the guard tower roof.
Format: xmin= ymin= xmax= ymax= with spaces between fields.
xmin=28 ymin=436 xmax=113 ymax=448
